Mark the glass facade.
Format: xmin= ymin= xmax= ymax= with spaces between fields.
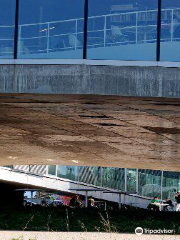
xmin=102 ymin=167 xmax=125 ymax=190
xmin=18 ymin=0 xmax=84 ymax=58
xmin=138 ymin=169 xmax=161 ymax=198
xmin=44 ymin=166 xmax=180 ymax=200
xmin=162 ymin=171 xmax=180 ymax=201
xmin=57 ymin=166 xmax=79 ymax=181
xmin=79 ymin=166 xmax=102 ymax=186
xmin=0 ymin=0 xmax=15 ymax=59
xmin=3 ymin=165 xmax=180 ymax=200
xmin=48 ymin=165 xmax=56 ymax=175
xmin=0 ymin=0 xmax=179 ymax=61
xmin=127 ymin=169 xmax=137 ymax=192
xmin=161 ymin=0 xmax=180 ymax=61
xmin=87 ymin=0 xmax=158 ymax=60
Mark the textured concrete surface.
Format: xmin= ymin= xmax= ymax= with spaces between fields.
xmin=0 ymin=232 xmax=179 ymax=240
xmin=1 ymin=64 xmax=180 ymax=97
xmin=0 ymin=94 xmax=180 ymax=171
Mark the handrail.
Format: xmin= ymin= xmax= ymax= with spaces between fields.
xmin=1 ymin=166 xmax=178 ymax=203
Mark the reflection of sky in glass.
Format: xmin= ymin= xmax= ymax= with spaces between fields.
xmin=24 ymin=191 xmax=36 ymax=198
xmin=3 ymin=165 xmax=180 ymax=201
xmin=19 ymin=0 xmax=85 ymax=24
xmin=0 ymin=0 xmax=15 ymax=59
xmin=0 ymin=0 xmax=15 ymax=25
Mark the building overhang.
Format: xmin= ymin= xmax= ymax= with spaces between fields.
xmin=0 ymin=94 xmax=180 ymax=172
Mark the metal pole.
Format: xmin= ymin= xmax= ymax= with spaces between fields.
xmin=31 ymin=190 xmax=33 ymax=207
xmin=104 ymin=16 xmax=107 ymax=47
xmin=85 ymin=191 xmax=88 ymax=208
xmin=47 ymin=23 xmax=50 ymax=53
xmin=136 ymin=12 xmax=138 ymax=44
xmin=171 ymin=9 xmax=174 ymax=42
xmin=118 ymin=193 xmax=122 ymax=210
xmin=156 ymin=0 xmax=162 ymax=61
xmin=75 ymin=19 xmax=78 ymax=50
xmin=77 ymin=166 xmax=80 ymax=182
xmin=14 ymin=0 xmax=19 ymax=59
xmin=161 ymin=171 xmax=164 ymax=200
xmin=55 ymin=165 xmax=58 ymax=177
xmin=124 ymin=169 xmax=127 ymax=192
xmin=18 ymin=25 xmax=22 ymax=54
xmin=100 ymin=167 xmax=103 ymax=187
xmin=136 ymin=169 xmax=139 ymax=194
xmin=145 ymin=7 xmax=148 ymax=42
xmin=83 ymin=0 xmax=89 ymax=59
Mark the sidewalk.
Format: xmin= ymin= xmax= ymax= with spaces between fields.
xmin=0 ymin=232 xmax=179 ymax=240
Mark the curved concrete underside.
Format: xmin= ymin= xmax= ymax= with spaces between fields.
xmin=0 ymin=94 xmax=180 ymax=172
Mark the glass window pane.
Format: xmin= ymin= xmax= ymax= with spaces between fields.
xmin=87 ymin=0 xmax=158 ymax=60
xmin=127 ymin=169 xmax=137 ymax=192
xmin=102 ymin=168 xmax=125 ymax=191
xmin=48 ymin=165 xmax=56 ymax=175
xmin=57 ymin=166 xmax=79 ymax=181
xmin=18 ymin=0 xmax=84 ymax=59
xmin=79 ymin=166 xmax=101 ymax=186
xmin=162 ymin=171 xmax=180 ymax=201
xmin=0 ymin=0 xmax=15 ymax=59
xmin=138 ymin=169 xmax=161 ymax=198
xmin=161 ymin=0 xmax=180 ymax=61
xmin=4 ymin=165 xmax=13 ymax=169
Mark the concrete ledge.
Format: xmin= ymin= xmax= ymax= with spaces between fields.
xmin=0 ymin=59 xmax=180 ymax=68
xmin=1 ymin=64 xmax=180 ymax=98
xmin=0 ymin=232 xmax=179 ymax=240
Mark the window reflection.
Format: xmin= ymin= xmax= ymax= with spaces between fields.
xmin=48 ymin=165 xmax=56 ymax=175
xmin=41 ymin=166 xmax=180 ymax=201
xmin=57 ymin=166 xmax=79 ymax=182
xmin=138 ymin=169 xmax=161 ymax=198
xmin=18 ymin=0 xmax=84 ymax=59
xmin=79 ymin=166 xmax=101 ymax=186
xmin=102 ymin=168 xmax=125 ymax=190
xmin=0 ymin=0 xmax=15 ymax=59
xmin=162 ymin=171 xmax=180 ymax=201
xmin=127 ymin=169 xmax=137 ymax=192
xmin=87 ymin=0 xmax=158 ymax=60
xmin=2 ymin=0 xmax=180 ymax=61
xmin=161 ymin=0 xmax=180 ymax=61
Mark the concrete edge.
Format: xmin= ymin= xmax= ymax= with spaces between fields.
xmin=0 ymin=59 xmax=180 ymax=68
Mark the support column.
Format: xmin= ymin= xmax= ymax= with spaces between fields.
xmin=136 ymin=169 xmax=139 ymax=194
xmin=125 ymin=168 xmax=127 ymax=192
xmin=85 ymin=191 xmax=88 ymax=208
xmin=161 ymin=171 xmax=164 ymax=200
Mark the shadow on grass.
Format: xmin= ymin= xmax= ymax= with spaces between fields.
xmin=0 ymin=206 xmax=180 ymax=234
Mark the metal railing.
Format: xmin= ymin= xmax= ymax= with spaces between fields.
xmin=2 ymin=165 xmax=180 ymax=202
xmin=17 ymin=7 xmax=180 ymax=54
xmin=0 ymin=25 xmax=15 ymax=55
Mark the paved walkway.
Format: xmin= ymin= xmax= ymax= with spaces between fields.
xmin=0 ymin=232 xmax=179 ymax=240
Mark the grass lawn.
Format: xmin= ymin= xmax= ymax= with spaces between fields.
xmin=0 ymin=206 xmax=180 ymax=234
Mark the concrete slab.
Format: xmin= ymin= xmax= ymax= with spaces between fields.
xmin=0 ymin=94 xmax=180 ymax=171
